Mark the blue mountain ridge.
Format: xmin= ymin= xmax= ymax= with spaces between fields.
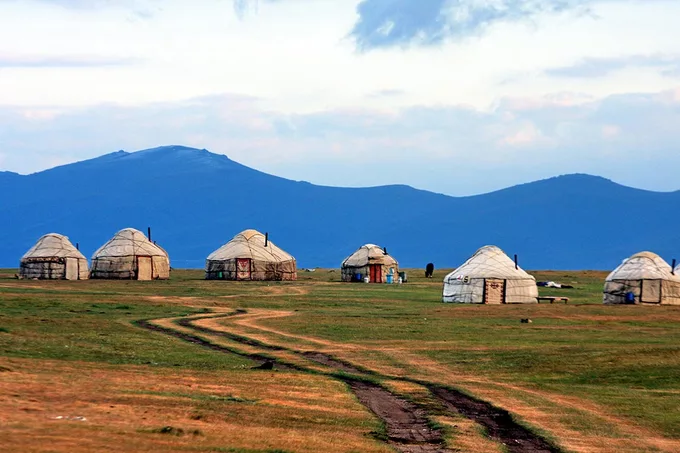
xmin=1 ymin=145 xmax=678 ymax=270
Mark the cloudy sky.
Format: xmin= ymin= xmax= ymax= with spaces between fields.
xmin=1 ymin=0 xmax=679 ymax=195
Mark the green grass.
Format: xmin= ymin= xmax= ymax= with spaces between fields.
xmin=0 ymin=281 xmax=253 ymax=370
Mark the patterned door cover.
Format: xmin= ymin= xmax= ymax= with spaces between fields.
xmin=484 ymin=279 xmax=505 ymax=304
xmin=237 ymin=258 xmax=251 ymax=280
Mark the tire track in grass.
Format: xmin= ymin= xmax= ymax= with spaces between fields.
xmin=347 ymin=379 xmax=450 ymax=453
xmin=133 ymin=319 xmax=300 ymax=371
xmin=179 ymin=313 xmax=562 ymax=452
xmin=187 ymin=314 xmax=564 ymax=452
xmin=428 ymin=385 xmax=561 ymax=453
xmin=299 ymin=352 xmax=560 ymax=452
xmin=139 ymin=311 xmax=563 ymax=453
xmin=138 ymin=314 xmax=453 ymax=453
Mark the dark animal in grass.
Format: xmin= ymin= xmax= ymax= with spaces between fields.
xmin=252 ymin=360 xmax=275 ymax=370
xmin=520 ymin=318 xmax=533 ymax=323
xmin=425 ymin=263 xmax=435 ymax=278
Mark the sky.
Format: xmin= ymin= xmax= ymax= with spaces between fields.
xmin=1 ymin=0 xmax=679 ymax=196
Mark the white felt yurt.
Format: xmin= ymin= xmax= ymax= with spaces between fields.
xmin=90 ymin=228 xmax=170 ymax=280
xmin=443 ymin=246 xmax=538 ymax=304
xmin=341 ymin=244 xmax=399 ymax=283
xmin=19 ymin=233 xmax=89 ymax=280
xmin=603 ymin=251 xmax=680 ymax=305
xmin=205 ymin=229 xmax=297 ymax=281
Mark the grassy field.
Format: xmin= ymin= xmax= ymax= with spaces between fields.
xmin=1 ymin=268 xmax=679 ymax=453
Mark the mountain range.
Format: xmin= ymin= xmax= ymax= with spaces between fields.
xmin=1 ymin=145 xmax=678 ymax=270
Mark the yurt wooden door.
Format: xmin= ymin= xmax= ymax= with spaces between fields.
xmin=369 ymin=264 xmax=382 ymax=283
xmin=484 ymin=279 xmax=505 ymax=304
xmin=65 ymin=258 xmax=79 ymax=281
xmin=236 ymin=258 xmax=251 ymax=280
xmin=137 ymin=256 xmax=153 ymax=281
xmin=640 ymin=280 xmax=661 ymax=303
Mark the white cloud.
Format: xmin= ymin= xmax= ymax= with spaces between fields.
xmin=545 ymin=54 xmax=680 ymax=78
xmin=0 ymin=53 xmax=143 ymax=68
xmin=601 ymin=124 xmax=620 ymax=138
xmin=1 ymin=0 xmax=680 ymax=113
xmin=498 ymin=122 xmax=548 ymax=147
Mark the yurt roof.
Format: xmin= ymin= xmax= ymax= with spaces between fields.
xmin=444 ymin=245 xmax=535 ymax=281
xmin=606 ymin=251 xmax=679 ymax=281
xmin=92 ymin=228 xmax=168 ymax=259
xmin=342 ymin=244 xmax=398 ymax=267
xmin=207 ymin=229 xmax=295 ymax=263
xmin=22 ymin=233 xmax=86 ymax=260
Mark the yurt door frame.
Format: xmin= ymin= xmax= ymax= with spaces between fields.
xmin=136 ymin=256 xmax=153 ymax=281
xmin=640 ymin=279 xmax=662 ymax=303
xmin=369 ymin=264 xmax=382 ymax=283
xmin=65 ymin=258 xmax=79 ymax=281
xmin=237 ymin=258 xmax=252 ymax=280
xmin=483 ymin=279 xmax=506 ymax=304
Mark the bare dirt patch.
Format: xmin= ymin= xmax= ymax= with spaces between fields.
xmin=302 ymin=351 xmax=369 ymax=375
xmin=429 ymin=385 xmax=560 ymax=453
xmin=348 ymin=380 xmax=452 ymax=453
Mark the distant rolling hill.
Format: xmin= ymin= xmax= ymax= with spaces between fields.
xmin=1 ymin=145 xmax=679 ymax=270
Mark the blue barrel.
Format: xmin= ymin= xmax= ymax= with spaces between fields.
xmin=356 ymin=273 xmax=362 ymax=282
xmin=386 ymin=274 xmax=393 ymax=284
xmin=625 ymin=292 xmax=636 ymax=303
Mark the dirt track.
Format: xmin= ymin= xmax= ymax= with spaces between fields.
xmin=348 ymin=380 xmax=451 ymax=453
xmin=134 ymin=319 xmax=300 ymax=371
xmin=302 ymin=351 xmax=369 ymax=374
xmin=429 ymin=386 xmax=560 ymax=453
xmin=140 ymin=317 xmax=453 ymax=453
xmin=138 ymin=311 xmax=565 ymax=453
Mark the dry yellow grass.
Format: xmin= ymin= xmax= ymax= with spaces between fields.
xmin=0 ymin=357 xmax=391 ymax=453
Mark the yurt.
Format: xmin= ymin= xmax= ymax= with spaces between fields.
xmin=341 ymin=244 xmax=398 ymax=283
xmin=90 ymin=228 xmax=170 ymax=280
xmin=443 ymin=246 xmax=538 ymax=304
xmin=603 ymin=251 xmax=680 ymax=305
xmin=205 ymin=229 xmax=296 ymax=281
xmin=19 ymin=233 xmax=89 ymax=280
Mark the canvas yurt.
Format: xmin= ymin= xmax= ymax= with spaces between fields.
xmin=205 ymin=229 xmax=297 ymax=281
xmin=603 ymin=251 xmax=680 ymax=305
xmin=442 ymin=245 xmax=538 ymax=304
xmin=19 ymin=233 xmax=89 ymax=280
xmin=90 ymin=228 xmax=170 ymax=280
xmin=341 ymin=244 xmax=399 ymax=283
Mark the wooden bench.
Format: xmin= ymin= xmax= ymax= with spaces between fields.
xmin=537 ymin=296 xmax=569 ymax=304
